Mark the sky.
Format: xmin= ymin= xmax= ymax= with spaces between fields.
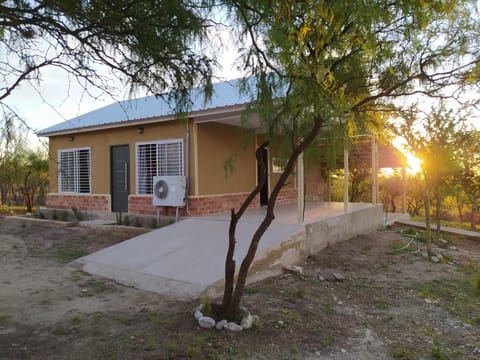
xmin=3 ymin=19 xmax=244 ymax=149
xmin=2 ymin=17 xmax=478 ymax=150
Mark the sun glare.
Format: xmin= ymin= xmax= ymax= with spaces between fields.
xmin=393 ymin=137 xmax=422 ymax=175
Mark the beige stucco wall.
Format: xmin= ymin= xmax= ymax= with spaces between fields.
xmin=48 ymin=120 xmax=192 ymax=195
xmin=196 ymin=122 xmax=256 ymax=195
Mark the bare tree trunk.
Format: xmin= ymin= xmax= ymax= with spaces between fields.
xmin=425 ymin=181 xmax=432 ymax=259
xmin=222 ymin=141 xmax=269 ymax=312
xmin=435 ymin=190 xmax=441 ymax=243
xmin=222 ymin=116 xmax=324 ymax=320
xmin=471 ymin=198 xmax=478 ymax=231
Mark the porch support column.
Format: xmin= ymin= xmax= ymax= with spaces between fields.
xmin=343 ymin=144 xmax=349 ymax=212
xmin=297 ymin=152 xmax=305 ymax=224
xmin=401 ymin=166 xmax=407 ymax=213
xmin=371 ymin=132 xmax=378 ymax=204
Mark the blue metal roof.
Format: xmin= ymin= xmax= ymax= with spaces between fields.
xmin=37 ymin=78 xmax=253 ymax=136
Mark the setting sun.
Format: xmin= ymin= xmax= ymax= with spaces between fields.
xmin=393 ymin=137 xmax=423 ymax=175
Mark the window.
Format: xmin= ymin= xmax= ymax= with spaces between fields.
xmin=58 ymin=148 xmax=91 ymax=193
xmin=136 ymin=139 xmax=184 ymax=194
xmin=272 ymin=157 xmax=287 ymax=173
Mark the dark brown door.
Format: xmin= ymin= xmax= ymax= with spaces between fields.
xmin=111 ymin=145 xmax=129 ymax=212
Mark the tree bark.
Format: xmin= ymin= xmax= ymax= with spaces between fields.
xmin=221 ymin=141 xmax=269 ymax=314
xmin=222 ymin=116 xmax=325 ymax=320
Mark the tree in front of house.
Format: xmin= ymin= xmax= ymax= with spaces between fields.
xmin=217 ymin=0 xmax=480 ymax=319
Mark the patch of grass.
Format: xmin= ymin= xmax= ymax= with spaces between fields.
xmin=123 ymin=215 xmax=131 ymax=226
xmin=0 ymin=313 xmax=9 ymax=322
xmin=147 ymin=311 xmax=168 ymax=326
xmin=374 ymin=298 xmax=390 ymax=310
xmin=415 ymin=275 xmax=480 ymax=325
xmin=59 ymin=210 xmax=70 ymax=222
xmin=54 ymin=248 xmax=89 ymax=263
xmin=283 ymin=287 xmax=309 ymax=301
xmin=69 ymin=315 xmax=81 ymax=324
xmin=391 ymin=346 xmax=416 ymax=360
xmin=144 ymin=337 xmax=158 ymax=351
xmin=426 ymin=328 xmax=463 ymax=360
xmin=243 ymin=287 xmax=259 ymax=295
xmin=306 ymin=322 xmax=320 ymax=333
xmin=84 ymin=279 xmax=109 ymax=293
xmin=71 ymin=207 xmax=83 ymax=221
xmin=135 ymin=217 xmax=142 ymax=227
xmin=184 ymin=335 xmax=207 ymax=358
xmin=321 ymin=303 xmax=335 ymax=315
xmin=459 ymin=261 xmax=480 ymax=274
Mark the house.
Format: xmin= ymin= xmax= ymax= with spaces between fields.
xmin=37 ymin=79 xmax=298 ymax=217
xmin=37 ymin=78 xmax=406 ymax=218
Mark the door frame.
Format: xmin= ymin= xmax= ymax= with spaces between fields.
xmin=257 ymin=146 xmax=269 ymax=206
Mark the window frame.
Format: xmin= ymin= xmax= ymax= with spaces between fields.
xmin=135 ymin=139 xmax=184 ymax=195
xmin=58 ymin=147 xmax=91 ymax=194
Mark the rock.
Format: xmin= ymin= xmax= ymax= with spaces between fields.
xmin=251 ymin=315 xmax=260 ymax=327
xmin=194 ymin=310 xmax=203 ymax=320
xmin=332 ymin=272 xmax=346 ymax=281
xmin=282 ymin=265 xmax=304 ymax=275
xmin=216 ymin=319 xmax=228 ymax=330
xmin=240 ymin=306 xmax=250 ymax=318
xmin=431 ymin=255 xmax=440 ymax=263
xmin=241 ymin=314 xmax=253 ymax=329
xmin=224 ymin=322 xmax=243 ymax=332
xmin=318 ymin=275 xmax=326 ymax=281
xmin=198 ymin=316 xmax=216 ymax=329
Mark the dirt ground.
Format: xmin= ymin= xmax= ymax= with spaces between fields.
xmin=0 ymin=216 xmax=479 ymax=360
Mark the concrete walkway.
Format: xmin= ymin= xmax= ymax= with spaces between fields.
xmin=393 ymin=219 xmax=480 ymax=239
xmin=70 ymin=202 xmax=383 ymax=299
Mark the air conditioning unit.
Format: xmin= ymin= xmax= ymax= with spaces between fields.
xmin=152 ymin=176 xmax=187 ymax=207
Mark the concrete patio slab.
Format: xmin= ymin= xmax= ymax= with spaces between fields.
xmin=70 ymin=202 xmax=383 ymax=299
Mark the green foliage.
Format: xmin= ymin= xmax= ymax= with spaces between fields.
xmin=54 ymin=248 xmax=89 ymax=264
xmin=391 ymin=347 xmax=416 ymax=360
xmin=71 ymin=207 xmax=83 ymax=221
xmin=415 ymin=275 xmax=480 ymax=325
xmin=150 ymin=217 xmax=157 ymax=228
xmin=0 ymin=0 xmax=214 ymax=111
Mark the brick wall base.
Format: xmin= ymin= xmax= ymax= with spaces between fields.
xmin=46 ymin=188 xmax=298 ymax=217
xmin=46 ymin=193 xmax=110 ymax=212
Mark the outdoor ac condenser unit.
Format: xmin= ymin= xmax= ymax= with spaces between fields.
xmin=152 ymin=176 xmax=187 ymax=207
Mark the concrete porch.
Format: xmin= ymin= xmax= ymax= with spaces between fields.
xmin=70 ymin=202 xmax=383 ymax=299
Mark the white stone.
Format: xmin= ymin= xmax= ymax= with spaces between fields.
xmin=241 ymin=314 xmax=253 ymax=329
xmin=216 ymin=319 xmax=228 ymax=329
xmin=333 ymin=272 xmax=346 ymax=281
xmin=194 ymin=310 xmax=203 ymax=320
xmin=431 ymin=256 xmax=440 ymax=263
xmin=198 ymin=316 xmax=216 ymax=329
xmin=224 ymin=322 xmax=243 ymax=332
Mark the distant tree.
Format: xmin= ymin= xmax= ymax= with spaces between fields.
xmin=395 ymin=104 xmax=461 ymax=256
xmin=380 ymin=171 xmax=403 ymax=213
xmin=19 ymin=150 xmax=49 ymax=212
xmin=349 ymin=168 xmax=371 ymax=202
xmin=0 ymin=113 xmax=28 ymax=205
xmin=405 ymin=174 xmax=425 ymax=217
xmin=454 ymin=128 xmax=480 ymax=230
